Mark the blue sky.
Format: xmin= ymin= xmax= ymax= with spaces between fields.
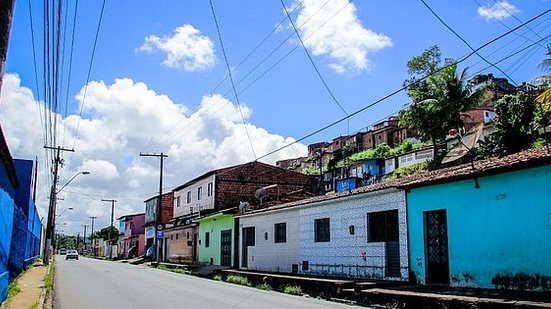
xmin=2 ymin=0 xmax=551 ymax=232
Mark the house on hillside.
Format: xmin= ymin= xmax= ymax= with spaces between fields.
xmin=144 ymin=192 xmax=174 ymax=259
xmin=405 ymin=147 xmax=551 ymax=290
xmin=237 ymin=185 xmax=409 ymax=281
xmin=118 ymin=213 xmax=145 ymax=258
xmin=165 ymin=161 xmax=312 ymax=264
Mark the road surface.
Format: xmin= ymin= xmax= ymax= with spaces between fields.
xmin=54 ymin=256 xmax=361 ymax=309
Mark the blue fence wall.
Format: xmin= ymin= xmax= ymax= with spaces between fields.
xmin=0 ymin=158 xmax=16 ymax=303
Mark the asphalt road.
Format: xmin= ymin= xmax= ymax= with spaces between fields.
xmin=54 ymin=256 xmax=362 ymax=309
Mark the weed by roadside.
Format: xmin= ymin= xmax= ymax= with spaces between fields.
xmin=213 ymin=274 xmax=223 ymax=281
xmin=256 ymin=283 xmax=272 ymax=291
xmin=282 ymin=284 xmax=302 ymax=296
xmin=226 ymin=274 xmax=251 ymax=286
xmin=157 ymin=264 xmax=190 ymax=275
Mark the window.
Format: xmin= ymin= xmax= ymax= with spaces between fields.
xmin=176 ymin=233 xmax=179 ymax=240
xmin=243 ymin=227 xmax=255 ymax=246
xmin=186 ymin=191 xmax=191 ymax=203
xmin=176 ymin=196 xmax=181 ymax=207
xmin=205 ymin=232 xmax=210 ymax=247
xmin=368 ymin=210 xmax=399 ymax=242
xmin=274 ymin=223 xmax=286 ymax=243
xmin=197 ymin=186 xmax=203 ymax=200
xmin=314 ymin=218 xmax=330 ymax=242
xmin=207 ymin=182 xmax=213 ymax=197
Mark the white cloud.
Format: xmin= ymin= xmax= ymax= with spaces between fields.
xmin=477 ymin=1 xmax=519 ymax=20
xmin=0 ymin=74 xmax=306 ymax=233
xmin=138 ymin=24 xmax=216 ymax=71
xmin=292 ymin=0 xmax=392 ymax=74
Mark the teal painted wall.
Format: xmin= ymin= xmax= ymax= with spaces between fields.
xmin=408 ymin=164 xmax=551 ymax=289
xmin=197 ymin=214 xmax=234 ymax=266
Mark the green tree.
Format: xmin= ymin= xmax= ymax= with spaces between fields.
xmin=536 ymin=47 xmax=551 ymax=119
xmin=92 ymin=226 xmax=120 ymax=242
xmin=400 ymin=54 xmax=483 ymax=148
xmin=480 ymin=93 xmax=538 ymax=156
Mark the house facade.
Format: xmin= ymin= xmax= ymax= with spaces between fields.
xmin=118 ymin=213 xmax=145 ymax=258
xmin=405 ymin=148 xmax=551 ymax=290
xmin=195 ymin=210 xmax=235 ymax=267
xmin=238 ymin=187 xmax=409 ymax=281
xmin=144 ymin=192 xmax=174 ymax=258
xmin=166 ymin=161 xmax=311 ymax=264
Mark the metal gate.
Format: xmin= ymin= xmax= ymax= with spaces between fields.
xmin=220 ymin=229 xmax=232 ymax=267
xmin=424 ymin=210 xmax=450 ymax=284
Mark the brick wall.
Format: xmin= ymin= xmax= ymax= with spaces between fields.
xmin=160 ymin=192 xmax=174 ymax=225
xmin=215 ymin=162 xmax=312 ymax=210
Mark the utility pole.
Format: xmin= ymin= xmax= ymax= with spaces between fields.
xmin=89 ymin=216 xmax=97 ymax=257
xmin=82 ymin=225 xmax=88 ymax=254
xmin=139 ymin=152 xmax=167 ymax=266
xmin=76 ymin=232 xmax=80 ymax=251
xmin=43 ymin=145 xmax=74 ymax=265
xmin=0 ymin=0 xmax=15 ymax=96
xmin=101 ymin=199 xmax=117 ymax=259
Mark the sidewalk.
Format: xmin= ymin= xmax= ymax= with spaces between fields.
xmin=1 ymin=264 xmax=48 ymax=309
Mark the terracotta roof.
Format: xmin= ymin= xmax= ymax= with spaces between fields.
xmin=238 ymin=147 xmax=551 ymax=216
xmin=117 ymin=213 xmax=145 ymax=220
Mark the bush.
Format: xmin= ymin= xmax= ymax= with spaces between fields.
xmin=388 ymin=161 xmax=429 ymax=180
xmin=283 ymin=284 xmax=302 ymax=295
xmin=256 ymin=283 xmax=272 ymax=291
xmin=213 ymin=274 xmax=224 ymax=281
xmin=226 ymin=274 xmax=251 ymax=286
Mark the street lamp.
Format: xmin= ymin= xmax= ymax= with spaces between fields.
xmin=44 ymin=171 xmax=90 ymax=265
xmin=56 ymin=171 xmax=90 ymax=194
xmin=55 ymin=207 xmax=74 ymax=219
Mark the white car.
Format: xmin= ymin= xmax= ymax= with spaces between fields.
xmin=66 ymin=250 xmax=79 ymax=260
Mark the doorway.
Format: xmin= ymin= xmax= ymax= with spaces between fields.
xmin=220 ymin=229 xmax=232 ymax=267
xmin=424 ymin=210 xmax=450 ymax=284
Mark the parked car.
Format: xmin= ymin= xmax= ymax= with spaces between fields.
xmin=59 ymin=248 xmax=67 ymax=255
xmin=66 ymin=250 xmax=79 ymax=260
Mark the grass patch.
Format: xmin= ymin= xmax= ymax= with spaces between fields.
xmin=213 ymin=274 xmax=224 ymax=281
xmin=282 ymin=284 xmax=302 ymax=296
xmin=226 ymin=274 xmax=251 ymax=286
xmin=256 ymin=283 xmax=272 ymax=291
xmin=44 ymin=262 xmax=54 ymax=297
xmin=157 ymin=264 xmax=190 ymax=274
xmin=6 ymin=279 xmax=21 ymax=300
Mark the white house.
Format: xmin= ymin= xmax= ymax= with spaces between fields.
xmin=237 ymin=187 xmax=409 ymax=281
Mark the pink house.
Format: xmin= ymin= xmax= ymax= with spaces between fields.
xmin=117 ymin=213 xmax=145 ymax=258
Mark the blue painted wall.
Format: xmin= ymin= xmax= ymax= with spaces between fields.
xmin=336 ymin=178 xmax=357 ymax=192
xmin=0 ymin=159 xmax=16 ymax=303
xmin=361 ymin=160 xmax=383 ymax=176
xmin=408 ymin=164 xmax=551 ymax=289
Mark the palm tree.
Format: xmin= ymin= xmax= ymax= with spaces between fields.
xmin=536 ymin=47 xmax=551 ymax=113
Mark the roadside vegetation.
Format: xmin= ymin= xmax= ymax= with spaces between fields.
xmin=157 ymin=264 xmax=190 ymax=274
xmin=225 ymin=274 xmax=251 ymax=287
xmin=282 ymin=284 xmax=302 ymax=296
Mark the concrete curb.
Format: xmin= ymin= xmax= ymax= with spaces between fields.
xmin=37 ymin=263 xmax=52 ymax=309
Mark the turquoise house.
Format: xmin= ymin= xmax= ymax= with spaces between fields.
xmin=195 ymin=210 xmax=235 ymax=267
xmin=405 ymin=148 xmax=551 ymax=290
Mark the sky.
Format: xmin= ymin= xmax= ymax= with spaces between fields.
xmin=1 ymin=0 xmax=550 ymax=234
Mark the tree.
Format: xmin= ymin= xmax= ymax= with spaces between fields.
xmin=536 ymin=47 xmax=551 ymax=118
xmin=91 ymin=226 xmax=120 ymax=242
xmin=400 ymin=47 xmax=483 ymax=148
xmin=480 ymin=93 xmax=538 ymax=156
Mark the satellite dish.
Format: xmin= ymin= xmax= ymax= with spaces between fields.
xmin=255 ymin=188 xmax=267 ymax=206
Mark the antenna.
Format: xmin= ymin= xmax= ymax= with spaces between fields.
xmin=239 ymin=201 xmax=251 ymax=213
xmin=255 ymin=188 xmax=267 ymax=207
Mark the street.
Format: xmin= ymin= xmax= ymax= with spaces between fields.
xmin=54 ymin=257 xmax=361 ymax=309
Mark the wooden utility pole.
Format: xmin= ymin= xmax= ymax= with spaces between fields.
xmin=82 ymin=225 xmax=88 ymax=254
xmin=0 ymin=0 xmax=15 ymax=96
xmin=101 ymin=199 xmax=117 ymax=259
xmin=89 ymin=216 xmax=97 ymax=257
xmin=139 ymin=152 xmax=167 ymax=266
xmin=43 ymin=145 xmax=74 ymax=265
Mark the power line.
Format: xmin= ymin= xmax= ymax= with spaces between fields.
xmin=491 ymin=0 xmax=551 ymax=45
xmin=254 ymin=7 xmax=551 ymax=161
xmin=209 ymin=0 xmax=257 ymax=160
xmin=70 ymin=0 xmax=106 ymax=151
xmin=419 ymin=0 xmax=518 ymax=86
xmin=61 ymin=0 xmax=79 ymax=147
xmin=146 ymin=0 xmax=351 ymax=152
xmin=279 ymin=0 xmax=349 ymax=118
